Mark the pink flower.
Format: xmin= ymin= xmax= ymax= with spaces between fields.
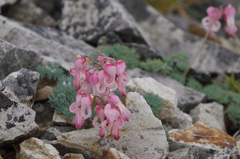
xmin=202 ymin=6 xmax=223 ymax=36
xmin=69 ymin=92 xmax=93 ymax=129
xmin=223 ymin=4 xmax=237 ymax=36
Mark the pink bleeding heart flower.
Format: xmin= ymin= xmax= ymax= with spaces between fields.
xmin=92 ymin=105 xmax=105 ymax=127
xmin=104 ymin=104 xmax=118 ymax=128
xmin=74 ymin=107 xmax=85 ymax=129
xmin=202 ymin=6 xmax=223 ymax=36
xmin=89 ymin=71 xmax=99 ymax=86
xmin=223 ymin=4 xmax=237 ymax=36
xmin=116 ymin=60 xmax=126 ymax=75
xmin=111 ymin=120 xmax=120 ymax=140
xmin=80 ymin=94 xmax=93 ymax=119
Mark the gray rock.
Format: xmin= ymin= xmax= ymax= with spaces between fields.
xmin=40 ymin=127 xmax=61 ymax=141
xmin=119 ymin=0 xmax=240 ymax=74
xmin=103 ymin=148 xmax=130 ymax=159
xmin=60 ymin=0 xmax=153 ymax=47
xmin=20 ymin=137 xmax=61 ymax=159
xmin=162 ymin=108 xmax=192 ymax=131
xmin=0 ymin=0 xmax=16 ymax=8
xmin=189 ymin=102 xmax=226 ymax=132
xmin=126 ymin=77 xmax=178 ymax=120
xmin=168 ymin=148 xmax=197 ymax=159
xmin=2 ymin=68 xmax=40 ymax=108
xmin=0 ymin=92 xmax=36 ymax=131
xmin=125 ymin=68 xmax=205 ymax=112
xmin=32 ymin=101 xmax=54 ymax=128
xmin=0 ymin=39 xmax=42 ymax=80
xmin=51 ymin=92 xmax=169 ymax=159
xmin=207 ymin=144 xmax=234 ymax=159
xmin=0 ymin=120 xmax=38 ymax=147
xmin=169 ymin=141 xmax=215 ymax=159
xmin=0 ymin=15 xmax=95 ymax=70
xmin=3 ymin=0 xmax=57 ymax=26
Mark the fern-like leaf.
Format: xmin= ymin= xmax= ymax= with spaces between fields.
xmin=143 ymin=92 xmax=163 ymax=117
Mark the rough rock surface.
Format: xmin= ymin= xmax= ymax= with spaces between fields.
xmin=40 ymin=127 xmax=61 ymax=141
xmin=2 ymin=68 xmax=40 ymax=108
xmin=63 ymin=153 xmax=85 ymax=159
xmin=169 ymin=121 xmax=238 ymax=151
xmin=190 ymin=102 xmax=226 ymax=132
xmin=0 ymin=92 xmax=36 ymax=131
xmin=60 ymin=0 xmax=153 ymax=47
xmin=0 ymin=121 xmax=38 ymax=147
xmin=162 ymin=108 xmax=192 ymax=131
xmin=3 ymin=0 xmax=57 ymax=26
xmin=0 ymin=39 xmax=42 ymax=80
xmin=208 ymin=144 xmax=234 ymax=159
xmin=52 ymin=92 xmax=169 ymax=159
xmin=103 ymin=148 xmax=130 ymax=159
xmin=0 ymin=0 xmax=16 ymax=7
xmin=126 ymin=77 xmax=177 ymax=120
xmin=20 ymin=137 xmax=61 ymax=159
xmin=168 ymin=148 xmax=194 ymax=159
xmin=0 ymin=15 xmax=95 ymax=70
xmin=119 ymin=0 xmax=240 ymax=74
xmin=125 ymin=68 xmax=205 ymax=112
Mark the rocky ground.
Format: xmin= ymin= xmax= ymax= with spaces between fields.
xmin=0 ymin=0 xmax=240 ymax=159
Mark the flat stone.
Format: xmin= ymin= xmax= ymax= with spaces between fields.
xmin=207 ymin=144 xmax=234 ymax=159
xmin=162 ymin=108 xmax=192 ymax=131
xmin=63 ymin=153 xmax=85 ymax=159
xmin=2 ymin=68 xmax=40 ymax=108
xmin=103 ymin=148 xmax=130 ymax=159
xmin=35 ymin=86 xmax=54 ymax=101
xmin=0 ymin=39 xmax=42 ymax=80
xmin=20 ymin=137 xmax=61 ymax=159
xmin=126 ymin=77 xmax=178 ymax=120
xmin=0 ymin=120 xmax=38 ymax=147
xmin=3 ymin=0 xmax=57 ymax=26
xmin=125 ymin=68 xmax=205 ymax=112
xmin=119 ymin=0 xmax=240 ymax=74
xmin=52 ymin=113 xmax=74 ymax=126
xmin=169 ymin=121 xmax=238 ymax=151
xmin=52 ymin=92 xmax=169 ymax=159
xmin=0 ymin=92 xmax=36 ymax=131
xmin=60 ymin=0 xmax=153 ymax=47
xmin=190 ymin=102 xmax=226 ymax=132
xmin=0 ymin=15 xmax=95 ymax=70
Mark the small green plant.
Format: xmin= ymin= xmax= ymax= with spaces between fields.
xmin=163 ymin=125 xmax=170 ymax=141
xmin=36 ymin=62 xmax=63 ymax=80
xmin=143 ymin=92 xmax=163 ymax=117
xmin=186 ymin=78 xmax=203 ymax=91
xmin=140 ymin=59 xmax=172 ymax=74
xmin=36 ymin=62 xmax=75 ymax=120
xmin=94 ymin=44 xmax=140 ymax=69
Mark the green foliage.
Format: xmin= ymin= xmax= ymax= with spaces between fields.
xmin=140 ymin=59 xmax=172 ymax=74
xmin=163 ymin=125 xmax=170 ymax=141
xmin=163 ymin=53 xmax=189 ymax=72
xmin=186 ymin=78 xmax=203 ymax=91
xmin=36 ymin=62 xmax=75 ymax=120
xmin=225 ymin=104 xmax=240 ymax=125
xmin=169 ymin=71 xmax=186 ymax=85
xmin=36 ymin=62 xmax=63 ymax=80
xmin=143 ymin=92 xmax=163 ymax=117
xmin=113 ymin=89 xmax=123 ymax=100
xmin=94 ymin=44 xmax=140 ymax=69
xmin=48 ymin=76 xmax=76 ymax=119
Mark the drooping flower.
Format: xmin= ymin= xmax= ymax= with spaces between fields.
xmin=223 ymin=4 xmax=237 ymax=36
xmin=202 ymin=6 xmax=223 ymax=36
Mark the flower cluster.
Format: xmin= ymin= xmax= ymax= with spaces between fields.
xmin=202 ymin=4 xmax=237 ymax=37
xmin=69 ymin=52 xmax=130 ymax=140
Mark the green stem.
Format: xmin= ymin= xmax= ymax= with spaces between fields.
xmin=86 ymin=56 xmax=104 ymax=70
xmin=93 ymin=95 xmax=112 ymax=105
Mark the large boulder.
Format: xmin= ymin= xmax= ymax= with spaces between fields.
xmin=1 ymin=68 xmax=40 ymax=108
xmin=0 ymin=39 xmax=41 ymax=80
xmin=126 ymin=68 xmax=205 ymax=112
xmin=60 ymin=0 xmax=153 ymax=48
xmin=118 ymin=0 xmax=240 ymax=74
xmin=51 ymin=92 xmax=169 ymax=159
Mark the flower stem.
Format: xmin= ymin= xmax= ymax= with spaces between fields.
xmin=93 ymin=95 xmax=112 ymax=105
xmin=86 ymin=56 xmax=104 ymax=70
xmin=182 ymin=9 xmax=220 ymax=77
